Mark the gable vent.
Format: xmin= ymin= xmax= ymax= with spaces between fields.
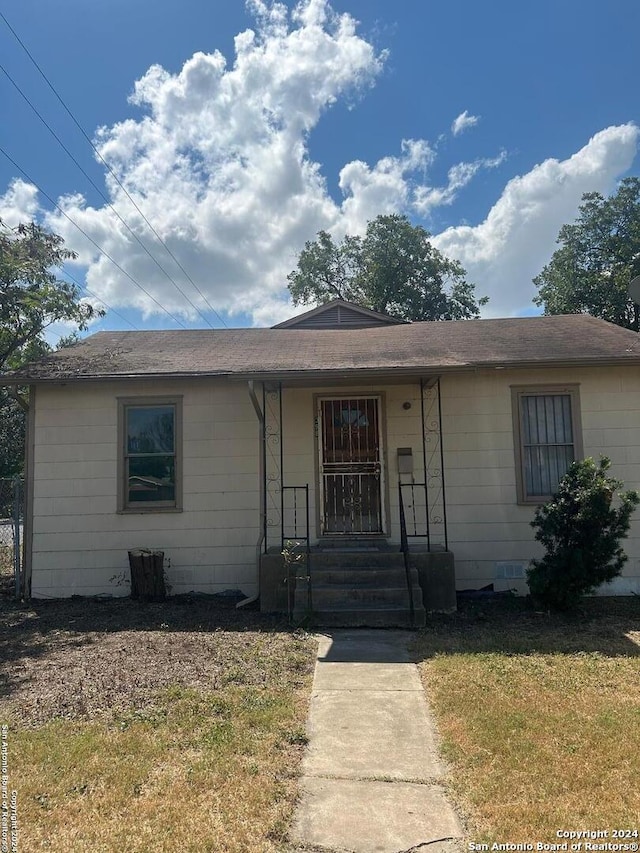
xmin=291 ymin=304 xmax=393 ymax=329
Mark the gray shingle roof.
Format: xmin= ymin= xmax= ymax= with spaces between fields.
xmin=5 ymin=315 xmax=640 ymax=383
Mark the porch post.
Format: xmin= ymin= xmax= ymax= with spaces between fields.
xmin=419 ymin=378 xmax=432 ymax=548
xmin=263 ymin=381 xmax=283 ymax=552
xmin=420 ymin=377 xmax=448 ymax=551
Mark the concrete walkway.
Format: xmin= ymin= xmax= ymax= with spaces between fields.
xmin=291 ymin=630 xmax=464 ymax=853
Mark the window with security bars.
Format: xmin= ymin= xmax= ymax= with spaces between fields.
xmin=512 ymin=387 xmax=582 ymax=504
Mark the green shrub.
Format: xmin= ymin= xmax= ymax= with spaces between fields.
xmin=527 ymin=457 xmax=639 ymax=610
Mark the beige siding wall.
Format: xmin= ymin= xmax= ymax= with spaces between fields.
xmin=31 ymin=366 xmax=640 ymax=598
xmin=31 ymin=379 xmax=260 ymax=598
xmin=282 ymin=368 xmax=640 ymax=595
xmin=441 ymin=366 xmax=640 ymax=595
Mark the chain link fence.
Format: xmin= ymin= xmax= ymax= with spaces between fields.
xmin=0 ymin=477 xmax=24 ymax=598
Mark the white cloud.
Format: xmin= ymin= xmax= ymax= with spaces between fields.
xmin=0 ymin=179 xmax=40 ymax=227
xmin=41 ymin=0 xmax=394 ymax=325
xmin=0 ymin=2 xmax=636 ymax=328
xmin=414 ymin=152 xmax=506 ymax=214
xmin=338 ymin=139 xmax=435 ymax=235
xmin=451 ymin=110 xmax=480 ymax=136
xmin=433 ymin=123 xmax=639 ymax=316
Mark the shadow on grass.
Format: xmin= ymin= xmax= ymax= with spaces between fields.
xmin=415 ymin=595 xmax=640 ymax=659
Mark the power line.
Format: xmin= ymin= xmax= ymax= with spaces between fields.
xmin=0 ymin=10 xmax=229 ymax=329
xmin=0 ymin=146 xmax=189 ymax=328
xmin=61 ymin=266 xmax=140 ymax=330
xmin=1 ymin=202 xmax=139 ymax=330
xmin=1 ymin=225 xmax=139 ymax=340
xmin=0 ymin=61 xmax=215 ymax=328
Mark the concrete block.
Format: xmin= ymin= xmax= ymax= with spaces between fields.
xmin=413 ymin=551 xmax=457 ymax=613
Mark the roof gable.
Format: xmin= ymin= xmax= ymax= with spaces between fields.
xmin=272 ymin=298 xmax=406 ymax=329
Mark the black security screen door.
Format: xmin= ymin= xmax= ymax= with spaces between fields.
xmin=320 ymin=398 xmax=383 ymax=534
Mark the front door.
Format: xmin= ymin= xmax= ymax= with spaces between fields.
xmin=319 ymin=397 xmax=384 ymax=534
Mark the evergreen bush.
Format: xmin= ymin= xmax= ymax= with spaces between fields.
xmin=527 ymin=457 xmax=639 ymax=610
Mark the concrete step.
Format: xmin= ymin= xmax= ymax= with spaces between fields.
xmin=297 ymin=585 xmax=422 ymax=608
xmin=293 ymin=606 xmax=426 ymax=628
xmin=297 ymin=567 xmax=419 ymax=586
xmin=292 ymin=543 xmax=425 ymax=627
xmin=305 ymin=551 xmax=406 ymax=568
xmin=315 ymin=537 xmax=394 ymax=549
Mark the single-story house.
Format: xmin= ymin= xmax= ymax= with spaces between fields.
xmin=5 ymin=299 xmax=640 ymax=621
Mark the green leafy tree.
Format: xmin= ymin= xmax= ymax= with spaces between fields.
xmin=527 ymin=457 xmax=639 ymax=611
xmin=288 ymin=214 xmax=488 ymax=320
xmin=534 ymin=177 xmax=640 ymax=330
xmin=0 ymin=221 xmax=102 ymax=476
xmin=0 ymin=221 xmax=100 ymax=367
xmin=0 ymin=391 xmax=26 ymax=480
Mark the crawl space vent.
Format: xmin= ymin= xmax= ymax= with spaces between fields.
xmin=495 ymin=561 xmax=526 ymax=580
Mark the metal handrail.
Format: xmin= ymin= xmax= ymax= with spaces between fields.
xmin=398 ymin=481 xmax=449 ymax=552
xmin=281 ymin=484 xmax=311 ymax=621
xmin=398 ymin=482 xmax=415 ymax=629
xmin=399 ymin=481 xmax=427 ymax=540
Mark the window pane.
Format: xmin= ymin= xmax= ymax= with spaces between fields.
xmin=535 ymin=396 xmax=547 ymax=443
xmin=551 ymin=444 xmax=575 ymax=487
xmin=522 ymin=395 xmax=573 ymax=444
xmin=127 ymin=406 xmax=174 ymax=454
xmin=525 ymin=444 xmax=575 ymax=497
xmin=522 ymin=397 xmax=540 ymax=444
xmin=521 ymin=393 xmax=575 ymax=498
xmin=559 ymin=396 xmax=572 ymax=443
xmin=524 ymin=446 xmax=547 ymax=496
xmin=549 ymin=395 xmax=572 ymax=443
xmin=128 ymin=455 xmax=175 ymax=503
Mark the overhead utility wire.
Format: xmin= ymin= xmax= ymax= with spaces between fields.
xmin=1 ymin=220 xmax=138 ymax=328
xmin=0 ymin=10 xmax=229 ymax=329
xmin=0 ymin=219 xmax=140 ymax=330
xmin=61 ymin=267 xmax=140 ymax=330
xmin=0 ymin=146 xmax=188 ymax=328
xmin=0 ymin=63 xmax=215 ymax=328
xmin=0 ymin=219 xmax=138 ymax=331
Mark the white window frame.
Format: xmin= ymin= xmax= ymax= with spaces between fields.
xmin=511 ymin=385 xmax=583 ymax=505
xmin=117 ymin=396 xmax=183 ymax=513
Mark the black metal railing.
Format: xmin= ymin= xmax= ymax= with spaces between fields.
xmin=281 ymin=484 xmax=311 ymax=621
xmin=399 ymin=481 xmax=427 ymax=538
xmin=398 ymin=481 xmax=448 ymax=551
xmin=398 ymin=483 xmax=415 ymax=629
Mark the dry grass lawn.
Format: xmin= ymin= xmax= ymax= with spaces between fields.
xmin=0 ymin=596 xmax=316 ymax=853
xmin=414 ymin=597 xmax=640 ymax=843
xmin=5 ymin=588 xmax=638 ymax=850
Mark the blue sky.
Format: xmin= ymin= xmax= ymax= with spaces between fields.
xmin=1 ymin=0 xmax=638 ymax=337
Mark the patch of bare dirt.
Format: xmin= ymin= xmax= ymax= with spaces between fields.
xmin=0 ymin=596 xmax=314 ymax=727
